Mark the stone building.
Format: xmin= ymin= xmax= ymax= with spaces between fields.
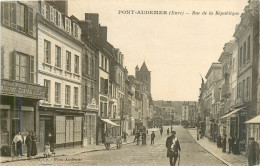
xmin=0 ymin=1 xmax=47 ymax=155
xmin=38 ymin=0 xmax=84 ymax=150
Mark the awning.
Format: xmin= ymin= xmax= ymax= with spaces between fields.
xmin=220 ymin=107 xmax=245 ymax=119
xmin=245 ymin=115 xmax=260 ymax=124
xmin=101 ymin=119 xmax=120 ymax=126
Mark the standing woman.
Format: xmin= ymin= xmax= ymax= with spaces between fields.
xmin=31 ymin=132 xmax=38 ymax=156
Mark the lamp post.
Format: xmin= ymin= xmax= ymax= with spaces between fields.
xmin=171 ymin=109 xmax=174 ymax=132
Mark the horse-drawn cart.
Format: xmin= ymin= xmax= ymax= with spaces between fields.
xmin=104 ymin=136 xmax=122 ymax=150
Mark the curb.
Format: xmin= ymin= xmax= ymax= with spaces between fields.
xmin=0 ymin=141 xmax=135 ymax=164
xmin=187 ymin=129 xmax=232 ymax=166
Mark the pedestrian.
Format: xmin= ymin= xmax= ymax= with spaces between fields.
xmin=136 ymin=130 xmax=140 ymax=145
xmin=217 ymin=134 xmax=222 ymax=148
xmin=232 ymin=138 xmax=240 ymax=154
xmin=167 ymin=128 xmax=170 ymax=135
xmin=166 ymin=131 xmax=181 ymax=166
xmin=25 ymin=132 xmax=32 ymax=159
xmin=228 ymin=136 xmax=234 ymax=154
xmin=142 ymin=132 xmax=146 ymax=145
xmin=248 ymin=137 xmax=260 ymax=166
xmin=160 ymin=127 xmax=163 ymax=136
xmin=123 ymin=131 xmax=128 ymax=142
xmin=151 ymin=131 xmax=155 ymax=145
xmin=222 ymin=134 xmax=226 ymax=153
xmin=31 ymin=132 xmax=38 ymax=156
xmin=12 ymin=132 xmax=23 ymax=157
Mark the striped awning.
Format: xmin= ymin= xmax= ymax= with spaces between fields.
xmin=101 ymin=119 xmax=120 ymax=126
xmin=220 ymin=107 xmax=245 ymax=119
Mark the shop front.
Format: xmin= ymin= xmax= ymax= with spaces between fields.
xmin=0 ymin=79 xmax=47 ymax=156
xmin=83 ymin=99 xmax=98 ymax=147
xmin=39 ymin=107 xmax=84 ymax=151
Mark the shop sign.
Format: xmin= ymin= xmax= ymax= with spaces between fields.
xmin=1 ymin=79 xmax=47 ymax=100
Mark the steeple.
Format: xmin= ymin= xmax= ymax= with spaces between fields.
xmin=140 ymin=61 xmax=149 ymax=72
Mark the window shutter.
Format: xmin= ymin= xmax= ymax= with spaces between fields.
xmin=78 ymin=26 xmax=81 ymax=40
xmin=10 ymin=3 xmax=16 ymax=28
xmin=58 ymin=12 xmax=62 ymax=27
xmin=27 ymin=7 xmax=33 ymax=36
xmin=2 ymin=2 xmax=10 ymax=26
xmin=73 ymin=23 xmax=76 ymax=37
xmin=105 ymin=79 xmax=108 ymax=94
xmin=41 ymin=1 xmax=45 ymax=17
xmin=50 ymin=6 xmax=53 ymax=22
xmin=53 ymin=9 xmax=56 ymax=24
xmin=9 ymin=51 xmax=16 ymax=80
xmin=30 ymin=56 xmax=34 ymax=83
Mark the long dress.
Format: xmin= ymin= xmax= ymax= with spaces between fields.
xmin=31 ymin=135 xmax=38 ymax=156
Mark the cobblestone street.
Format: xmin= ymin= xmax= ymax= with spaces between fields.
xmin=2 ymin=126 xmax=226 ymax=166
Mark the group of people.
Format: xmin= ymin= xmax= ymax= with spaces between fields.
xmin=134 ymin=129 xmax=148 ymax=145
xmin=216 ymin=134 xmax=240 ymax=155
xmin=12 ymin=131 xmax=38 ymax=159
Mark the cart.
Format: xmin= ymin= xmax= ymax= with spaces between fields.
xmin=104 ymin=136 xmax=122 ymax=150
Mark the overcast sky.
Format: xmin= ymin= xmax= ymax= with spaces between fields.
xmin=68 ymin=0 xmax=248 ymax=101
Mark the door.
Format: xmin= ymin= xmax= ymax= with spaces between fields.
xmin=39 ymin=120 xmax=45 ymax=152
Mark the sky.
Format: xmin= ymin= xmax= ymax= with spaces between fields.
xmin=68 ymin=0 xmax=248 ymax=101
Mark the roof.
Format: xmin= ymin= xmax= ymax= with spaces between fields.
xmin=205 ymin=63 xmax=222 ymax=79
xmin=140 ymin=61 xmax=149 ymax=72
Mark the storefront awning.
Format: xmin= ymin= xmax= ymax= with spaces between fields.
xmin=220 ymin=107 xmax=245 ymax=119
xmin=245 ymin=115 xmax=260 ymax=124
xmin=101 ymin=119 xmax=120 ymax=126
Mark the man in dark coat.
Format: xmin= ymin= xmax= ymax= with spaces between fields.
xmin=136 ymin=130 xmax=140 ymax=145
xmin=228 ymin=136 xmax=234 ymax=154
xmin=166 ymin=131 xmax=181 ymax=166
xmin=160 ymin=127 xmax=163 ymax=136
xmin=167 ymin=128 xmax=170 ymax=135
xmin=222 ymin=134 xmax=227 ymax=152
xmin=248 ymin=137 xmax=260 ymax=166
xmin=142 ymin=132 xmax=146 ymax=145
xmin=25 ymin=132 xmax=32 ymax=159
xmin=151 ymin=131 xmax=155 ymax=145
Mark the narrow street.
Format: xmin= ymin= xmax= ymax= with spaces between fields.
xmin=3 ymin=126 xmax=226 ymax=166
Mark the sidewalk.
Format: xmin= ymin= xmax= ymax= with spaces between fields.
xmin=0 ymin=135 xmax=135 ymax=164
xmin=188 ymin=128 xmax=248 ymax=166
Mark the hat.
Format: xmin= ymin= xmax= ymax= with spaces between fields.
xmin=171 ymin=131 xmax=176 ymax=134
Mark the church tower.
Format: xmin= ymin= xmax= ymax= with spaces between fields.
xmin=135 ymin=61 xmax=151 ymax=96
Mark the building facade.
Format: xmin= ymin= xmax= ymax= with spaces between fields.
xmin=38 ymin=0 xmax=84 ymax=150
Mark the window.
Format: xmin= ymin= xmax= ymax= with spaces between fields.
xmin=45 ymin=3 xmax=50 ymax=20
xmin=105 ymin=58 xmax=107 ymax=71
xmin=66 ymin=51 xmax=71 ymax=71
xmin=91 ymin=58 xmax=95 ymax=77
xmin=44 ymin=80 xmax=50 ymax=102
xmin=56 ymin=10 xmax=61 ymax=27
xmin=242 ymin=80 xmax=245 ymax=100
xmin=74 ymin=87 xmax=79 ymax=106
xmin=55 ymin=82 xmax=61 ymax=104
xmin=247 ymin=36 xmax=250 ymax=62
xmin=27 ymin=7 xmax=33 ymax=35
xmin=15 ymin=53 xmax=30 ymax=82
xmin=74 ymin=55 xmax=79 ymax=74
xmin=239 ymin=47 xmax=242 ymax=68
xmin=65 ymin=17 xmax=71 ymax=34
xmin=243 ymin=42 xmax=246 ymax=65
xmin=55 ymin=45 xmax=61 ymax=68
xmin=40 ymin=1 xmax=45 ymax=17
xmin=50 ymin=6 xmax=54 ymax=22
xmin=10 ymin=3 xmax=16 ymax=29
xmin=101 ymin=55 xmax=104 ymax=68
xmin=247 ymin=77 xmax=251 ymax=101
xmin=84 ymin=86 xmax=88 ymax=105
xmin=2 ymin=2 xmax=10 ymax=26
xmin=16 ymin=3 xmax=25 ymax=31
xmin=73 ymin=23 xmax=81 ymax=39
xmin=65 ymin=85 xmax=71 ymax=105
xmin=44 ymin=40 xmax=51 ymax=64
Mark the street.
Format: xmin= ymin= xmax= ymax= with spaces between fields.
xmin=2 ymin=126 xmax=226 ymax=166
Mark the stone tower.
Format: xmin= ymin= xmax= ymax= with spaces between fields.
xmin=135 ymin=61 xmax=151 ymax=95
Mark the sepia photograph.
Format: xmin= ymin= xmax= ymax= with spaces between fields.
xmin=0 ymin=0 xmax=259 ymax=165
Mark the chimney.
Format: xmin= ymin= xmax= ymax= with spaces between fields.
xmin=99 ymin=26 xmax=107 ymax=42
xmin=85 ymin=13 xmax=99 ymax=29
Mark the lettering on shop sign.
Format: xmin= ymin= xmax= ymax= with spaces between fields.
xmin=1 ymin=79 xmax=47 ymax=99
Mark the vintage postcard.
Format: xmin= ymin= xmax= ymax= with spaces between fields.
xmin=0 ymin=0 xmax=259 ymax=165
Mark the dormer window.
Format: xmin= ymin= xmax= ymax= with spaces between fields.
xmin=65 ymin=17 xmax=71 ymax=34
xmin=73 ymin=22 xmax=81 ymax=40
